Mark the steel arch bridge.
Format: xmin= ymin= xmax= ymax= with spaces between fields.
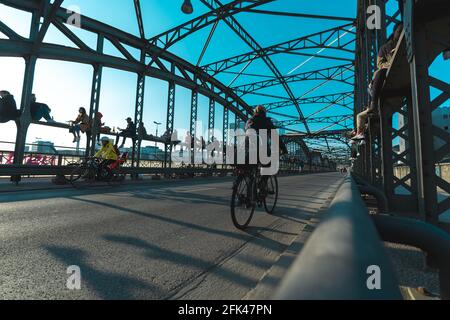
xmin=0 ymin=0 xmax=357 ymax=178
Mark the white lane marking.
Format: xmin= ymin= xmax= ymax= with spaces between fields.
xmin=178 ymin=187 xmax=216 ymax=193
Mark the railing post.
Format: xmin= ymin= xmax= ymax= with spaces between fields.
xmin=11 ymin=9 xmax=40 ymax=183
xmin=164 ymin=63 xmax=176 ymax=169
xmin=87 ymin=35 xmax=104 ymax=158
xmin=132 ymin=50 xmax=146 ymax=179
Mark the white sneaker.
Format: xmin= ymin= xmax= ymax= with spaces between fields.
xmin=352 ymin=134 xmax=365 ymax=140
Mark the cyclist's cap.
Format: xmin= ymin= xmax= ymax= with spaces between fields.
xmin=101 ymin=136 xmax=110 ymax=142
xmin=126 ymin=117 xmax=132 ymax=121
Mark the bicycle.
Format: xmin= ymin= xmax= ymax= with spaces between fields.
xmin=230 ymin=165 xmax=279 ymax=230
xmin=68 ymin=153 xmax=128 ymax=188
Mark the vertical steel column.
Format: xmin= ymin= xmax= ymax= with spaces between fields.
xmin=87 ymin=35 xmax=104 ymax=157
xmin=223 ymin=106 xmax=229 ymax=165
xmin=132 ymin=51 xmax=146 ymax=172
xmin=190 ymin=84 xmax=198 ymax=165
xmin=11 ymin=10 xmax=40 ymax=183
xmin=404 ymin=94 xmax=419 ymax=205
xmin=409 ymin=24 xmax=438 ymax=223
xmin=380 ymin=101 xmax=395 ymax=203
xmin=164 ymin=64 xmax=176 ymax=168
xmin=208 ymin=96 xmax=215 ymax=142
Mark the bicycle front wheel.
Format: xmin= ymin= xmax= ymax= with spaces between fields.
xmin=231 ymin=176 xmax=255 ymax=230
xmin=264 ymin=175 xmax=279 ymax=214
xmin=69 ymin=163 xmax=94 ymax=189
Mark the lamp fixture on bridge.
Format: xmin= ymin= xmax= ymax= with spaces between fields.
xmin=181 ymin=0 xmax=194 ymax=14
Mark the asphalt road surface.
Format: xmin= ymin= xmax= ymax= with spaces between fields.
xmin=0 ymin=172 xmax=344 ymax=300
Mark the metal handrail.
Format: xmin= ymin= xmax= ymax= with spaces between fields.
xmin=274 ymin=175 xmax=402 ymax=300
xmin=372 ymin=214 xmax=450 ymax=299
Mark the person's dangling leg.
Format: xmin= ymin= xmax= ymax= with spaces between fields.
xmin=370 ymin=68 xmax=388 ymax=111
xmin=41 ymin=106 xmax=55 ymax=123
xmin=355 ymin=108 xmax=370 ymax=137
xmin=120 ymin=136 xmax=127 ymax=148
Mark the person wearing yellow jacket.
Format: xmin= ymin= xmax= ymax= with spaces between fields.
xmin=95 ymin=136 xmax=119 ymax=177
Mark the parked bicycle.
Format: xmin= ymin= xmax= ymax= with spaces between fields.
xmin=230 ymin=165 xmax=278 ymax=229
xmin=68 ymin=153 xmax=128 ymax=188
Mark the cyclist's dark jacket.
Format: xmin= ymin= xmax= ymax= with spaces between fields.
xmin=245 ymin=113 xmax=288 ymax=155
xmin=246 ymin=113 xmax=276 ymax=132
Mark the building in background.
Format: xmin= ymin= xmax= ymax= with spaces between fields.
xmin=140 ymin=145 xmax=165 ymax=160
xmin=31 ymin=140 xmax=56 ymax=154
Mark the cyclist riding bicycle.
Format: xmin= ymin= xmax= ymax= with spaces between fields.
xmin=230 ymin=106 xmax=288 ymax=229
xmin=245 ymin=105 xmax=288 ymax=166
xmin=94 ymin=136 xmax=119 ymax=177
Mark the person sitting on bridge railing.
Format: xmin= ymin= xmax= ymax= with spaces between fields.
xmin=92 ymin=112 xmax=107 ymax=144
xmin=95 ymin=136 xmax=119 ymax=178
xmin=115 ymin=117 xmax=136 ymax=148
xmin=30 ymin=94 xmax=55 ymax=123
xmin=0 ymin=90 xmax=20 ymax=124
xmin=69 ymin=107 xmax=90 ymax=143
xmin=353 ymin=24 xmax=403 ymax=140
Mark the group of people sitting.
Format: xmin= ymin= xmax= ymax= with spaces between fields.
xmin=0 ymin=91 xmax=54 ymax=124
xmin=68 ymin=108 xmax=137 ymax=147
xmin=348 ymin=23 xmax=404 ymax=160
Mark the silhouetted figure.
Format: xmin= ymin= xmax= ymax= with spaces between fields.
xmin=0 ymin=90 xmax=20 ymax=123
xmin=30 ymin=94 xmax=54 ymax=123
xmin=115 ymin=117 xmax=136 ymax=148
xmin=69 ymin=107 xmax=90 ymax=143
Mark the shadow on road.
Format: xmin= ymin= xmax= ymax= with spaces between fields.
xmin=45 ymin=245 xmax=163 ymax=299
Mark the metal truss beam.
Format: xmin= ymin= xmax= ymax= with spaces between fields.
xmin=148 ymin=0 xmax=274 ymax=48
xmin=273 ymin=114 xmax=354 ymax=128
xmin=223 ymin=107 xmax=229 ymax=163
xmin=202 ymin=23 xmax=356 ymax=75
xmin=262 ymin=92 xmax=354 ymax=111
xmin=208 ymin=97 xmax=216 ymax=141
xmin=33 ymin=0 xmax=63 ymax=52
xmin=284 ymin=129 xmax=349 ymax=139
xmin=165 ymin=64 xmax=176 ymax=168
xmin=233 ymin=64 xmax=354 ymax=95
xmin=0 ymin=1 xmax=253 ymax=119
xmin=134 ymin=0 xmax=145 ymax=39
xmin=132 ymin=52 xmax=146 ymax=169
xmin=242 ymin=9 xmax=356 ymax=22
xmin=87 ymin=37 xmax=104 ymax=157
xmin=200 ymin=0 xmax=311 ymax=132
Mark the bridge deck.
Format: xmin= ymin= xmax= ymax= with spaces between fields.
xmin=0 ymin=173 xmax=343 ymax=299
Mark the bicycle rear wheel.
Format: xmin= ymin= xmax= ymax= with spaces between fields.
xmin=106 ymin=167 xmax=126 ymax=187
xmin=231 ymin=176 xmax=255 ymax=230
xmin=69 ymin=163 xmax=95 ymax=189
xmin=264 ymin=175 xmax=279 ymax=214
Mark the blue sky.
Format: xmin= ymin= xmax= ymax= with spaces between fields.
xmin=0 ymin=0 xmax=448 ymax=152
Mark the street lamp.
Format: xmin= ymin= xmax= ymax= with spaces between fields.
xmin=154 ymin=121 xmax=162 ymax=137
xmin=153 ymin=121 xmax=162 ymax=160
xmin=181 ymin=0 xmax=194 ymax=14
